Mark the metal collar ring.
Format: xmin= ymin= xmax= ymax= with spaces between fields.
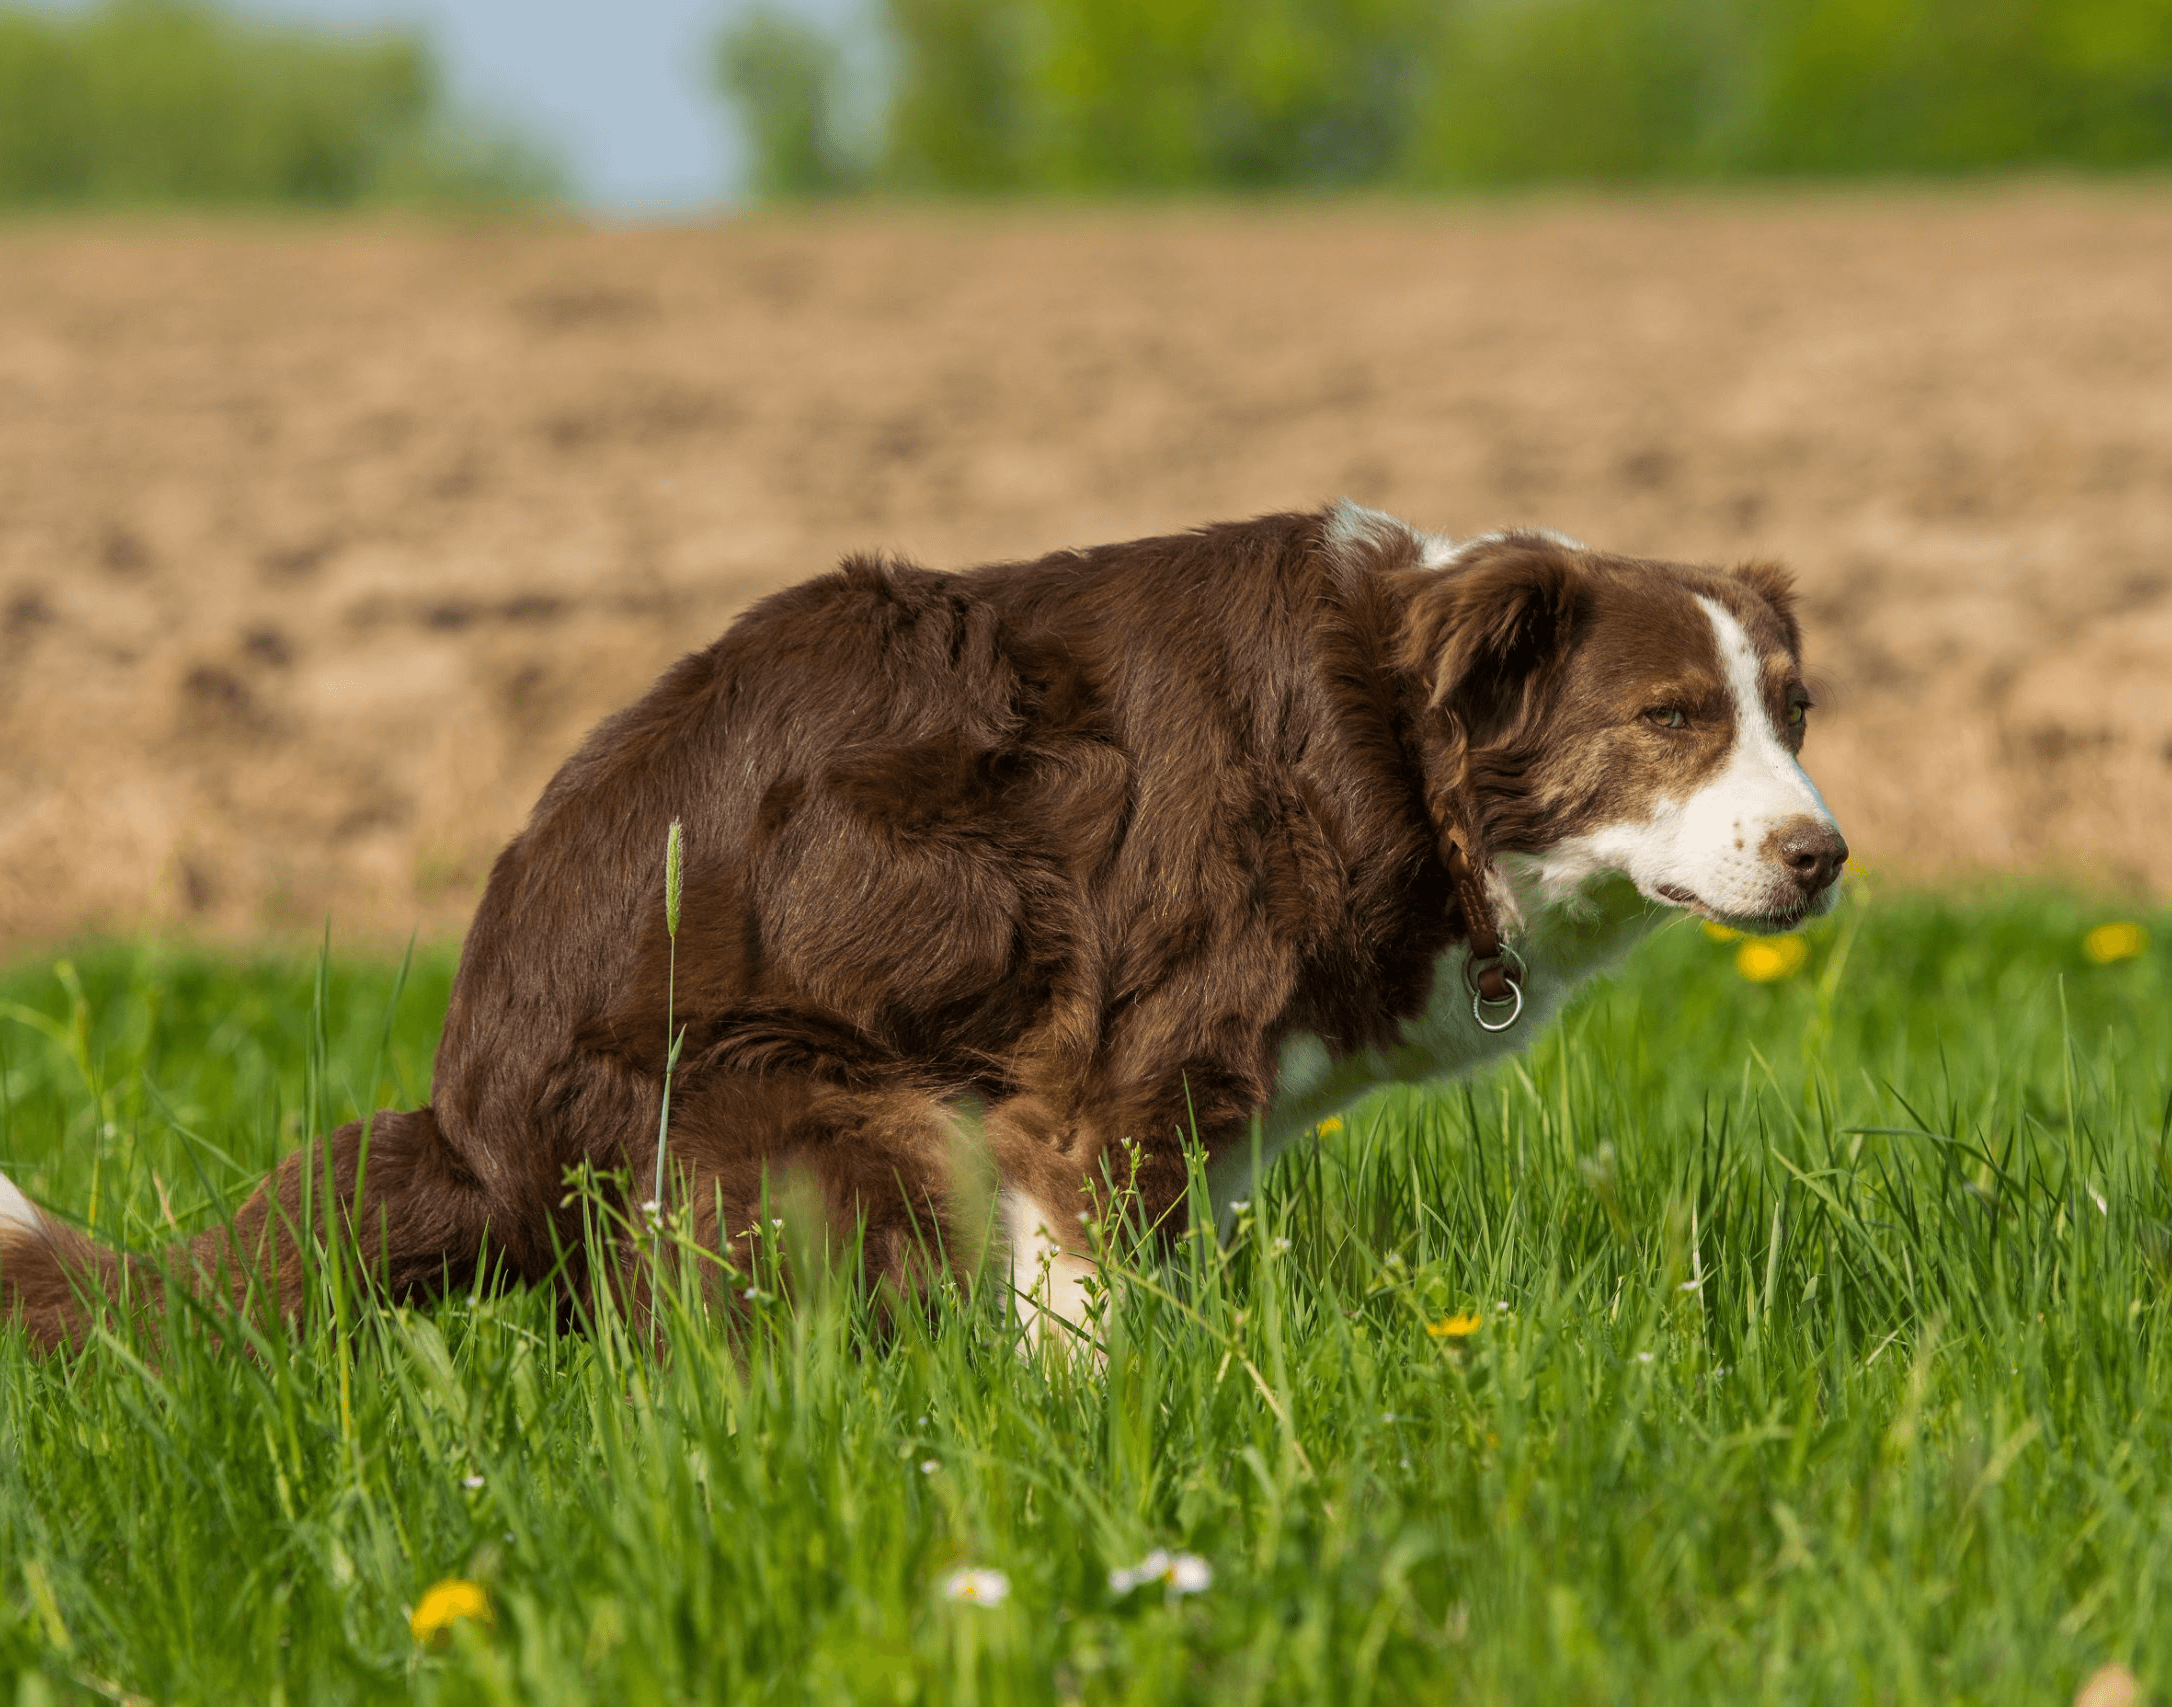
xmin=1466 ymin=943 xmax=1528 ymax=1034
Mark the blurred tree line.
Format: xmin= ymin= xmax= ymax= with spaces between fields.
xmin=717 ymin=0 xmax=2172 ymax=196
xmin=0 ymin=0 xmax=558 ymax=208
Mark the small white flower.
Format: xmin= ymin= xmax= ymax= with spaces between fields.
xmin=1272 ymin=1237 xmax=1292 ymax=1254
xmin=1110 ymin=1550 xmax=1211 ymax=1600
xmin=1228 ymin=1199 xmax=1250 ymax=1215
xmin=1109 ymin=1549 xmax=1165 ymax=1594
xmin=640 ymin=1198 xmax=662 ymax=1228
xmin=942 ymin=1568 xmax=1009 ymax=1606
xmin=1165 ymin=1554 xmax=1211 ymax=1596
xmin=1496 ymin=1300 xmax=1510 ymax=1312
xmin=462 ymin=1474 xmax=485 ymax=1491
xmin=919 ymin=1459 xmax=939 ymax=1475
xmin=1679 ymin=1278 xmax=1702 ymax=1292
xmin=770 ymin=1216 xmax=785 ymax=1230
xmin=1637 ymin=1351 xmax=1654 ymax=1364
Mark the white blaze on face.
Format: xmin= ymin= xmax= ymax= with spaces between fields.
xmin=1657 ymin=596 xmax=1837 ymax=921
xmin=1525 ymin=594 xmax=1839 ymax=925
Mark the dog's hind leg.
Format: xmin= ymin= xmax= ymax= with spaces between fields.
xmin=605 ymin=1071 xmax=994 ymax=1335
xmin=0 ymin=1106 xmax=500 ymax=1353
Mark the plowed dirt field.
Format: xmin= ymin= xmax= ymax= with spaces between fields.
xmin=3 ymin=189 xmax=2169 ymax=951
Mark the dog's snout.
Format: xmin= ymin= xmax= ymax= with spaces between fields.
xmin=1773 ymin=817 xmax=1848 ymax=895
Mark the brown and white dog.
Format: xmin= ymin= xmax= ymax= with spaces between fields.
xmin=0 ymin=504 xmax=1844 ymax=1350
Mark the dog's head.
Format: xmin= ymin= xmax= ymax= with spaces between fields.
xmin=1399 ymin=529 xmax=1845 ymax=934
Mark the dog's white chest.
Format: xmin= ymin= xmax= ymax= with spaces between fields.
xmin=1398 ymin=944 xmax=1580 ymax=1077
xmin=1208 ymin=875 xmax=1657 ymax=1224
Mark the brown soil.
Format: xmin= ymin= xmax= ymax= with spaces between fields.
xmin=3 ymin=189 xmax=2169 ymax=953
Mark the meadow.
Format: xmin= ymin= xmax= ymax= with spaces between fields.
xmin=0 ymin=885 xmax=2166 ymax=1703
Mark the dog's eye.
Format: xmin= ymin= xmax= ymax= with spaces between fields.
xmin=1644 ymin=707 xmax=1687 ymax=730
xmin=1786 ymin=700 xmax=1809 ymax=726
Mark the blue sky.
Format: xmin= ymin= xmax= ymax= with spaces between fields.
xmin=39 ymin=0 xmax=864 ymax=211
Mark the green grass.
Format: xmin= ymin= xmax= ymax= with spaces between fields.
xmin=1 ymin=887 xmax=2167 ymax=1703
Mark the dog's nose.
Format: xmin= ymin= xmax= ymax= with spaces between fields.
xmin=1774 ymin=817 xmax=1848 ymax=896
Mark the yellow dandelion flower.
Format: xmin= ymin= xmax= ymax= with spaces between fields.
xmin=2083 ymin=922 xmax=2148 ymax=965
xmin=1316 ymin=1116 xmax=1344 ymax=1136
xmin=1736 ymin=936 xmax=1809 ymax=983
xmin=1427 ymin=1313 xmax=1483 ymax=1339
xmin=411 ymin=1579 xmax=491 ymax=1645
xmin=1701 ymin=921 xmax=1743 ymax=943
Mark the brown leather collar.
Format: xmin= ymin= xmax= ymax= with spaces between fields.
xmin=1446 ymin=835 xmax=1524 ymax=1024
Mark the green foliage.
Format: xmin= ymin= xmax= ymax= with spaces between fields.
xmin=881 ymin=0 xmax=1029 ymax=189
xmin=0 ymin=0 xmax=560 ymax=210
xmin=713 ymin=6 xmax=867 ymax=199
xmin=963 ymin=0 xmax=1438 ymax=190
xmin=715 ymin=0 xmax=2172 ymax=196
xmin=1409 ymin=0 xmax=2172 ymax=184
xmin=1 ymin=890 xmax=2169 ymax=1698
xmin=1407 ymin=0 xmax=1762 ymax=184
xmin=1745 ymin=0 xmax=2172 ymax=175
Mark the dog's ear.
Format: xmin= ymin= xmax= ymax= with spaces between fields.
xmin=1399 ymin=537 xmax=1582 ymax=744
xmin=1731 ymin=559 xmax=1802 ymax=656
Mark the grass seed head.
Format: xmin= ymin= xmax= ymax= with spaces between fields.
xmin=663 ymin=817 xmax=684 ymax=938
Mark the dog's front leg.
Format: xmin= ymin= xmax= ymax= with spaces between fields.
xmin=985 ymin=1052 xmax=1265 ymax=1360
xmin=998 ymin=1184 xmax=1102 ymax=1356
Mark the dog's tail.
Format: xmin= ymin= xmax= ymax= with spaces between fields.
xmin=0 ymin=1106 xmax=485 ymax=1355
xmin=0 ymin=1168 xmax=128 ymax=1352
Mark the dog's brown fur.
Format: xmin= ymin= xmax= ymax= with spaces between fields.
xmin=0 ymin=507 xmax=1812 ymax=1350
